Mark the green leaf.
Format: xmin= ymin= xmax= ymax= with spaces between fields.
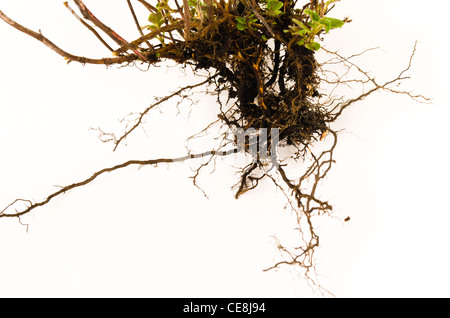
xmin=148 ymin=13 xmax=157 ymax=24
xmin=319 ymin=18 xmax=331 ymax=32
xmin=235 ymin=16 xmax=246 ymax=24
xmin=148 ymin=12 xmax=163 ymax=27
xmin=296 ymin=39 xmax=305 ymax=46
xmin=306 ymin=41 xmax=321 ymax=51
xmin=322 ymin=17 xmax=345 ymax=29
xmin=293 ymin=28 xmax=308 ymax=37
xmin=304 ymin=9 xmax=319 ymax=22
xmin=236 ymin=16 xmax=247 ymax=31
xmin=292 ymin=18 xmax=310 ymax=31
xmin=309 ymin=20 xmax=321 ymax=31
xmin=249 ymin=17 xmax=259 ymax=24
xmin=237 ymin=24 xmax=247 ymax=31
xmin=267 ymin=0 xmax=283 ymax=12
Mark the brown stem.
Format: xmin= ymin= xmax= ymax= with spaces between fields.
xmin=0 ymin=10 xmax=136 ymax=65
xmin=205 ymin=0 xmax=213 ymax=20
xmin=73 ymin=0 xmax=148 ymax=60
xmin=126 ymin=0 xmax=153 ymax=50
xmin=136 ymin=0 xmax=158 ymax=12
xmin=183 ymin=0 xmax=191 ymax=41
xmin=63 ymin=1 xmax=114 ymax=52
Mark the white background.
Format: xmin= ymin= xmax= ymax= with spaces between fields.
xmin=0 ymin=0 xmax=449 ymax=297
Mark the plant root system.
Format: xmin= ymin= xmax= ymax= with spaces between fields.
xmin=0 ymin=1 xmax=430 ymax=294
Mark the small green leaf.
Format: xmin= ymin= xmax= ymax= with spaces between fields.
xmin=319 ymin=18 xmax=331 ymax=32
xmin=148 ymin=13 xmax=157 ymax=24
xmin=235 ymin=16 xmax=248 ymax=31
xmin=292 ymin=18 xmax=310 ymax=31
xmin=292 ymin=18 xmax=303 ymax=25
xmin=236 ymin=17 xmax=246 ymax=24
xmin=262 ymin=34 xmax=268 ymax=41
xmin=309 ymin=20 xmax=321 ymax=31
xmin=296 ymin=39 xmax=305 ymax=46
xmin=304 ymin=9 xmax=319 ymax=22
xmin=148 ymin=12 xmax=163 ymax=27
xmin=267 ymin=0 xmax=283 ymax=13
xmin=293 ymin=28 xmax=308 ymax=37
xmin=306 ymin=41 xmax=321 ymax=51
xmin=322 ymin=17 xmax=345 ymax=29
xmin=237 ymin=22 xmax=247 ymax=31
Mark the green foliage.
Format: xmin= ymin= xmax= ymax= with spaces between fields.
xmin=236 ymin=16 xmax=247 ymax=31
xmin=266 ymin=0 xmax=284 ymax=16
xmin=236 ymin=14 xmax=258 ymax=31
xmin=285 ymin=7 xmax=345 ymax=51
xmin=188 ymin=0 xmax=208 ymax=19
xmin=324 ymin=17 xmax=345 ymax=29
xmin=305 ymin=41 xmax=321 ymax=51
xmin=148 ymin=11 xmax=164 ymax=30
xmin=233 ymin=0 xmax=346 ymax=52
xmin=143 ymin=0 xmax=175 ymax=45
xmin=156 ymin=0 xmax=171 ymax=11
xmin=144 ymin=0 xmax=345 ymax=51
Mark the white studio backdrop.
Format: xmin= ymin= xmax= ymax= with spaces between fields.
xmin=0 ymin=0 xmax=449 ymax=297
